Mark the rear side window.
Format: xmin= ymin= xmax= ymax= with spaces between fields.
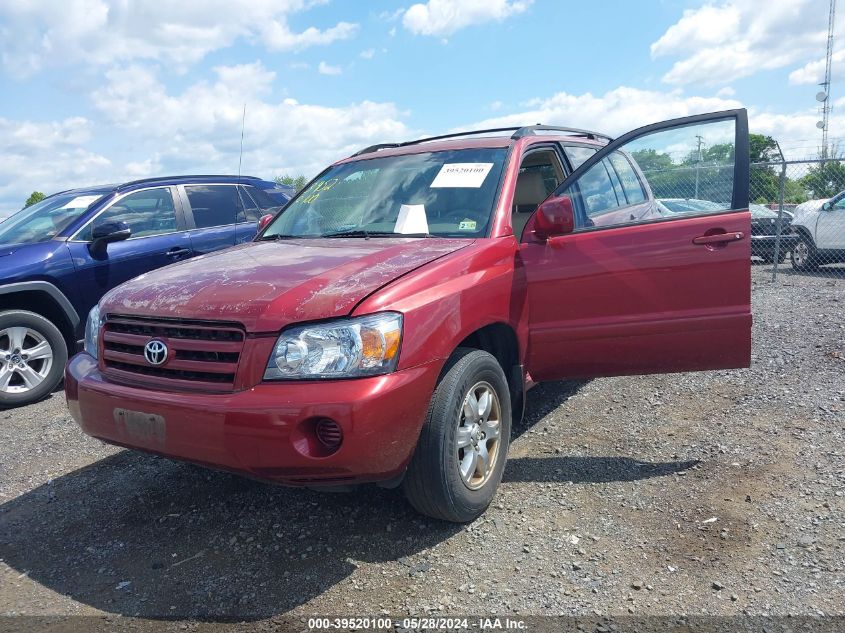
xmin=185 ymin=185 xmax=240 ymax=228
xmin=237 ymin=186 xmax=261 ymax=222
xmin=78 ymin=187 xmax=178 ymax=240
xmin=564 ymin=145 xmax=598 ymax=169
xmin=577 ymin=159 xmax=624 ymax=218
xmin=608 ymin=152 xmax=646 ymax=204
xmin=244 ymin=185 xmax=286 ymax=212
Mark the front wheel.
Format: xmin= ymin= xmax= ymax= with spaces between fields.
xmin=403 ymin=348 xmax=511 ymax=522
xmin=0 ymin=310 xmax=68 ymax=408
xmin=791 ymin=234 xmax=819 ymax=271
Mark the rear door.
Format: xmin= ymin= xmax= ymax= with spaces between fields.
xmin=180 ymin=184 xmax=241 ymax=255
xmin=520 ymin=109 xmax=751 ymax=380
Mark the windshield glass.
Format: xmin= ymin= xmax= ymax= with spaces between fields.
xmin=262 ymin=148 xmax=508 ymax=239
xmin=0 ymin=192 xmax=105 ymax=245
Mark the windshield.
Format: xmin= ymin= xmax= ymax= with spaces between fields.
xmin=0 ymin=192 xmax=105 ymax=245
xmin=262 ymin=148 xmax=508 ymax=239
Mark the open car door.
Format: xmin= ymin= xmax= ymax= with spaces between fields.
xmin=520 ymin=109 xmax=751 ymax=380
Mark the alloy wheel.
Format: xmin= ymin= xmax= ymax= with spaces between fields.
xmin=0 ymin=327 xmax=54 ymax=394
xmin=456 ymin=381 xmax=502 ymax=490
xmin=793 ymin=240 xmax=809 ymax=267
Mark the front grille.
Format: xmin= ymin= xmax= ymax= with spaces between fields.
xmin=101 ymin=315 xmax=245 ymax=391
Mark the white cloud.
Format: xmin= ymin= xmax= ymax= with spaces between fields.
xmin=360 ymin=48 xmax=376 ymax=59
xmin=462 ymin=85 xmax=845 ymax=161
xmin=91 ymin=61 xmax=409 ymax=177
xmin=0 ymin=0 xmax=358 ymax=76
xmin=651 ymin=0 xmax=836 ymax=86
xmin=260 ymin=20 xmax=358 ymax=52
xmin=318 ymin=61 xmax=342 ymax=75
xmin=789 ymin=49 xmax=845 ymax=85
xmin=0 ymin=116 xmax=112 ymax=214
xmin=402 ymin=0 xmax=531 ymax=37
xmin=462 ymin=86 xmax=743 ymax=136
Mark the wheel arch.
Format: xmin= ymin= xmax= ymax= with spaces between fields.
xmin=0 ymin=282 xmax=79 ymax=348
xmin=453 ymin=322 xmax=524 ymax=423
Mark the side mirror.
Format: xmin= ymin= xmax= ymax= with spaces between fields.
xmin=822 ymin=201 xmax=831 ymax=211
xmin=258 ymin=214 xmax=274 ymax=231
xmin=89 ymin=221 xmax=131 ymax=255
xmin=534 ymin=195 xmax=575 ymax=239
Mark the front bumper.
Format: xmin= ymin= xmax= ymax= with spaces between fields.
xmin=750 ymin=233 xmax=799 ymax=255
xmin=65 ymin=353 xmax=440 ymax=485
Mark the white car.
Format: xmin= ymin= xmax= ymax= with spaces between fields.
xmin=790 ymin=194 xmax=845 ymax=270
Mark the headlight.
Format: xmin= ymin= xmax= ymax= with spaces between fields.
xmin=264 ymin=312 xmax=402 ymax=380
xmin=84 ymin=304 xmax=103 ymax=359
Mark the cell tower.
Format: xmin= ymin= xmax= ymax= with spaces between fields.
xmin=817 ymin=0 xmax=837 ymax=160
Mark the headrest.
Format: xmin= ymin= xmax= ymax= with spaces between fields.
xmin=513 ymin=171 xmax=548 ymax=206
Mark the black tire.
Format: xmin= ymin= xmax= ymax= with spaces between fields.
xmin=0 ymin=310 xmax=68 ymax=408
xmin=403 ymin=348 xmax=511 ymax=522
xmin=791 ymin=233 xmax=819 ymax=271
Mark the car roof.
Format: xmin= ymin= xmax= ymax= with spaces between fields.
xmin=48 ymin=175 xmax=278 ymax=199
xmin=336 ymin=125 xmax=611 ymax=165
xmin=334 ymin=134 xmax=606 ymax=165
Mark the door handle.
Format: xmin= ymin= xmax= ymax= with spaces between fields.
xmin=693 ymin=232 xmax=744 ymax=246
xmin=166 ymin=247 xmax=191 ymax=258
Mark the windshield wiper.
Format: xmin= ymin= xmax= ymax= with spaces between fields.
xmin=257 ymin=233 xmax=298 ymax=241
xmin=323 ymin=230 xmax=431 ymax=239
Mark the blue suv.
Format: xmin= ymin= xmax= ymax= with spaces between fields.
xmin=0 ymin=175 xmax=292 ymax=407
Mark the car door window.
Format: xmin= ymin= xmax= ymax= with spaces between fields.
xmin=185 ymin=185 xmax=242 ymax=228
xmin=512 ymin=148 xmax=565 ymax=238
xmin=559 ymin=118 xmax=737 ymax=230
xmin=237 ymin=186 xmax=261 ymax=222
xmin=244 ymin=185 xmax=286 ymax=212
xmin=608 ymin=152 xmax=646 ymax=204
xmin=78 ymin=188 xmax=178 ymax=241
xmin=576 ymin=159 xmax=623 ymax=220
xmin=563 ymin=145 xmax=598 ymax=169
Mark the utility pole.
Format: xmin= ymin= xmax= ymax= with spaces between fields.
xmin=694 ymin=134 xmax=705 ymax=198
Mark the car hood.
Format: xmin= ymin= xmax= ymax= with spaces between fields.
xmin=792 ymin=198 xmax=827 ymax=222
xmin=100 ymin=238 xmax=472 ymax=332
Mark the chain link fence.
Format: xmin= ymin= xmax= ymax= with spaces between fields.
xmin=749 ymin=159 xmax=845 ymax=279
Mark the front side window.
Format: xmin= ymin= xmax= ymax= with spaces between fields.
xmin=78 ymin=188 xmax=178 ymax=241
xmin=557 ymin=118 xmax=737 ymax=230
xmin=0 ymin=192 xmax=105 ymax=245
xmin=262 ymin=148 xmax=508 ymax=239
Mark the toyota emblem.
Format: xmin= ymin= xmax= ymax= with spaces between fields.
xmin=144 ymin=339 xmax=168 ymax=366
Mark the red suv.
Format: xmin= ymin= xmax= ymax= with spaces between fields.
xmin=66 ymin=110 xmax=752 ymax=522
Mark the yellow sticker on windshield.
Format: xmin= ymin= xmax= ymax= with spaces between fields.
xmin=458 ymin=220 xmax=477 ymax=231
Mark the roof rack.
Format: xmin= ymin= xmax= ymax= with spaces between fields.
xmin=116 ymin=174 xmax=263 ymax=190
xmin=511 ymin=125 xmax=613 ymax=142
xmin=352 ymin=125 xmax=611 ymax=156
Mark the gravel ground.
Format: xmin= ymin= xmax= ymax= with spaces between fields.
xmin=0 ymin=265 xmax=843 ymax=630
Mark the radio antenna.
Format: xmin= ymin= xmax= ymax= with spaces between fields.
xmin=237 ymin=102 xmax=246 ymax=182
xmin=235 ymin=102 xmax=246 ymax=245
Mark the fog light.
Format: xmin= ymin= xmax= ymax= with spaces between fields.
xmin=314 ymin=418 xmax=343 ymax=451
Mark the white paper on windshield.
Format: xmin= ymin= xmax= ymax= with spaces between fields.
xmin=394 ymin=204 xmax=429 ymax=234
xmin=430 ymin=163 xmax=494 ymax=188
xmin=61 ymin=195 xmax=101 ymax=209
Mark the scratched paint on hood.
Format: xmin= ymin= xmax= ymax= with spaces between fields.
xmin=100 ymin=238 xmax=471 ymax=332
